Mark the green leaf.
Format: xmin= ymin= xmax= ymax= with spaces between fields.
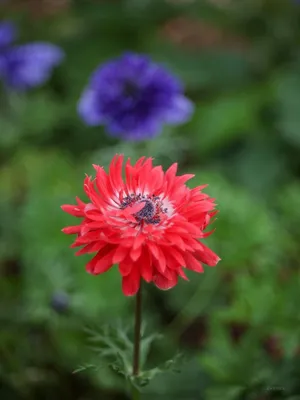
xmin=73 ymin=364 xmax=99 ymax=374
xmin=273 ymin=69 xmax=300 ymax=147
xmin=140 ymin=333 xmax=163 ymax=368
xmin=190 ymin=86 xmax=269 ymax=155
xmin=85 ymin=323 xmax=133 ymax=374
xmin=85 ymin=324 xmax=166 ymax=382
xmin=131 ymin=353 xmax=185 ymax=388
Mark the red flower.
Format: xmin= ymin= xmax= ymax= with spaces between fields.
xmin=61 ymin=155 xmax=220 ymax=296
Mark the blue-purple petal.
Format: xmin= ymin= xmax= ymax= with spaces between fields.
xmin=1 ymin=42 xmax=64 ymax=90
xmin=163 ymin=95 xmax=195 ymax=124
xmin=107 ymin=117 xmax=161 ymax=140
xmin=0 ymin=21 xmax=17 ymax=49
xmin=77 ymin=88 xmax=105 ymax=126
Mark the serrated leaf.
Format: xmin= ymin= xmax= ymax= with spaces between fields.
xmin=73 ymin=364 xmax=98 ymax=374
xmin=140 ymin=333 xmax=163 ymax=368
xmin=84 ymin=324 xmax=133 ymax=376
xmin=131 ymin=353 xmax=185 ymax=388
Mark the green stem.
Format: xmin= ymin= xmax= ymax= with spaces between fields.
xmin=133 ymin=284 xmax=142 ymax=375
xmin=131 ymin=383 xmax=140 ymax=400
xmin=131 ymin=284 xmax=142 ymax=399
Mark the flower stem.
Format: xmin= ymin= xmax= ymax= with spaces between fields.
xmin=131 ymin=284 xmax=142 ymax=400
xmin=133 ymin=284 xmax=142 ymax=376
xmin=131 ymin=384 xmax=140 ymax=400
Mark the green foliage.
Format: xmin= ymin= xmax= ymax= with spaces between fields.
xmin=75 ymin=323 xmax=180 ymax=393
xmin=1 ymin=0 xmax=300 ymax=399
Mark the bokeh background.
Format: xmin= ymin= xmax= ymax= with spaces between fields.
xmin=1 ymin=0 xmax=300 ymax=399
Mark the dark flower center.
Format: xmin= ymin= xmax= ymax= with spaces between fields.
xmin=135 ymin=199 xmax=155 ymax=221
xmin=122 ymin=80 xmax=140 ymax=99
xmin=120 ymin=193 xmax=167 ymax=225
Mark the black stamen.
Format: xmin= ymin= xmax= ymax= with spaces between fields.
xmin=120 ymin=194 xmax=165 ymax=225
xmin=135 ymin=200 xmax=155 ymax=221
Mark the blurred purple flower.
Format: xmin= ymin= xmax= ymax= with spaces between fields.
xmin=0 ymin=43 xmax=64 ymax=90
xmin=0 ymin=21 xmax=17 ymax=49
xmin=0 ymin=20 xmax=64 ymax=90
xmin=78 ymin=52 xmax=194 ymax=140
xmin=50 ymin=291 xmax=69 ymax=314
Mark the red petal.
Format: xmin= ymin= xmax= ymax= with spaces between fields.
xmin=130 ymin=245 xmax=142 ymax=262
xmin=86 ymin=253 xmax=101 ymax=274
xmin=134 ymin=156 xmax=146 ymax=168
xmin=76 ymin=230 xmax=102 ymax=244
xmin=178 ymin=268 xmax=189 ymax=281
xmin=165 ymin=163 xmax=178 ymax=182
xmin=62 ymin=225 xmax=81 ymax=234
xmin=125 ymin=158 xmax=135 ymax=193
xmin=154 ymin=272 xmax=178 ymax=290
xmin=194 ymin=243 xmax=221 ymax=266
xmin=76 ymin=241 xmax=107 ymax=256
xmin=164 ymin=251 xmax=181 ymax=270
xmin=86 ymin=245 xmax=115 ymax=274
xmin=84 ymin=221 xmax=106 ymax=229
xmin=157 ymin=250 xmax=166 ymax=274
xmin=169 ymin=247 xmax=186 ymax=267
xmin=184 ymin=252 xmax=204 ymax=272
xmin=164 ymin=233 xmax=186 ymax=251
xmin=94 ymin=165 xmax=112 ymax=202
xmin=202 ymin=228 xmax=216 ymax=238
xmin=122 ymin=265 xmax=140 ymax=296
xmin=173 ymin=219 xmax=202 ymax=236
xmin=140 ymin=247 xmax=153 ymax=282
xmin=61 ymin=204 xmax=84 ymax=217
xmin=156 ymin=266 xmax=175 ymax=280
xmin=147 ymin=242 xmax=166 ymax=273
xmin=112 ymin=246 xmax=129 ymax=264
xmin=109 ymin=154 xmax=124 ymax=192
xmin=147 ymin=241 xmax=160 ymax=259
xmin=84 ymin=176 xmax=101 ymax=207
xmin=76 ymin=196 xmax=86 ymax=207
xmin=150 ymin=166 xmax=164 ymax=193
xmin=132 ymin=234 xmax=145 ymax=250
xmin=92 ymin=249 xmax=115 ymax=274
xmin=175 ymin=173 xmax=195 ymax=186
xmin=119 ymin=256 xmax=133 ymax=276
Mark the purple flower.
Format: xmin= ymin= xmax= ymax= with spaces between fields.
xmin=0 ymin=20 xmax=64 ymax=91
xmin=0 ymin=21 xmax=17 ymax=49
xmin=0 ymin=43 xmax=64 ymax=90
xmin=50 ymin=291 xmax=69 ymax=314
xmin=78 ymin=52 xmax=194 ymax=140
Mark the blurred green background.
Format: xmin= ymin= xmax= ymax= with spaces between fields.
xmin=1 ymin=0 xmax=300 ymax=399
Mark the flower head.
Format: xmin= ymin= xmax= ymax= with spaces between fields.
xmin=0 ymin=20 xmax=64 ymax=90
xmin=0 ymin=43 xmax=64 ymax=90
xmin=78 ymin=53 xmax=194 ymax=140
xmin=62 ymin=155 xmax=220 ymax=296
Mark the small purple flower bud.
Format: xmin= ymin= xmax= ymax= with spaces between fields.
xmin=50 ymin=291 xmax=69 ymax=314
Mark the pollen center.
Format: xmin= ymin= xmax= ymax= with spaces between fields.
xmin=120 ymin=193 xmax=167 ymax=225
xmin=135 ymin=199 xmax=155 ymax=221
